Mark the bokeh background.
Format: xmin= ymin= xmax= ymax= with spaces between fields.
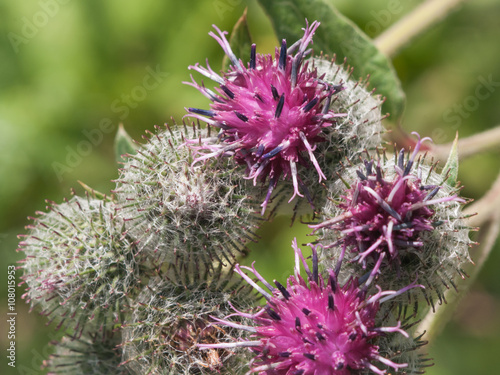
xmin=1 ymin=0 xmax=499 ymax=374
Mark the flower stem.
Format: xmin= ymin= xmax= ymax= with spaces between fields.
xmin=374 ymin=0 xmax=466 ymax=57
xmin=430 ymin=125 xmax=500 ymax=162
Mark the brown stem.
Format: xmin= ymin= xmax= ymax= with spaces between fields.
xmin=431 ymin=125 xmax=500 ymax=162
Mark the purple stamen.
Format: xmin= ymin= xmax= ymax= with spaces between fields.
xmin=303 ymin=97 xmax=319 ymax=112
xmin=321 ymin=92 xmax=332 ymax=114
xmin=250 ymin=44 xmax=256 ymax=69
xmin=291 ymin=51 xmax=302 ymax=87
xmin=424 ymin=186 xmax=441 ymax=201
xmin=274 ymin=280 xmax=291 ymax=300
xmin=356 ymin=170 xmax=367 ymax=181
xmin=275 ymin=93 xmax=285 ymax=118
xmin=328 ymin=294 xmax=335 ymax=310
xmin=262 ymin=140 xmax=289 ymax=159
xmin=278 ymin=39 xmax=287 ymax=70
xmin=220 ymin=85 xmax=234 ymax=99
xmin=235 ymin=111 xmax=249 ymax=122
xmin=188 ymin=108 xmax=215 ymax=117
xmin=270 ymin=84 xmax=280 ymax=100
xmin=397 ymin=148 xmax=405 ymax=171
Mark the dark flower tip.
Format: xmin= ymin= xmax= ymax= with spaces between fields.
xmin=184 ymin=21 xmax=345 ymax=214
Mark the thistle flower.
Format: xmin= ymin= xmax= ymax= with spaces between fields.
xmin=18 ymin=195 xmax=141 ymax=335
xmin=120 ymin=266 xmax=257 ymax=374
xmin=43 ymin=329 xmax=127 ymax=375
xmin=200 ymin=240 xmax=425 ymax=374
xmin=312 ymin=133 xmax=473 ymax=305
xmin=185 ymin=21 xmax=346 ymax=214
xmin=114 ymin=124 xmax=262 ymax=274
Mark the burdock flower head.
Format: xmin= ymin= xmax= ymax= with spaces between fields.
xmin=114 ymin=124 xmax=262 ymax=274
xmin=200 ymin=240 xmax=425 ymax=374
xmin=18 ymin=194 xmax=141 ymax=335
xmin=312 ymin=133 xmax=473 ymax=305
xmin=185 ymin=21 xmax=345 ymax=214
xmin=120 ymin=266 xmax=257 ymax=374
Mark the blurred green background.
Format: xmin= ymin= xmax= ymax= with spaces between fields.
xmin=1 ymin=0 xmax=499 ymax=374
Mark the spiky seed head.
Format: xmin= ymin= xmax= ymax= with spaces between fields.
xmin=312 ymin=134 xmax=473 ymax=306
xmin=199 ymin=240 xmax=425 ymax=374
xmin=185 ymin=21 xmax=347 ymax=214
xmin=43 ymin=329 xmax=127 ymax=375
xmin=18 ymin=195 xmax=142 ymax=335
xmin=120 ymin=268 xmax=257 ymax=374
xmin=113 ymin=124 xmax=263 ymax=275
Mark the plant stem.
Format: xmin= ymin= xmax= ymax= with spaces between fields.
xmin=374 ymin=0 xmax=466 ymax=57
xmin=430 ymin=125 xmax=500 ymax=162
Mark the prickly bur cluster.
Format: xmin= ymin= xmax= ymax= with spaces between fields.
xmin=114 ymin=124 xmax=262 ymax=274
xmin=17 ymin=17 xmax=475 ymax=375
xmin=18 ymin=195 xmax=141 ymax=335
xmin=313 ymin=134 xmax=473 ymax=305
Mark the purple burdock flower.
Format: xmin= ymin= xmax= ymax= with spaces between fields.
xmin=185 ymin=21 xmax=344 ymax=214
xmin=199 ymin=240 xmax=420 ymax=374
xmin=311 ymin=133 xmax=468 ymax=293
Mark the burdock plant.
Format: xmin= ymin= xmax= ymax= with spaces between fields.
xmin=120 ymin=266 xmax=257 ymax=374
xmin=16 ymin=2 xmax=500 ymax=374
xmin=185 ymin=20 xmax=387 ymax=216
xmin=43 ymin=329 xmax=126 ymax=375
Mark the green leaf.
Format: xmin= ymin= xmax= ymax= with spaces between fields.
xmin=441 ymin=132 xmax=459 ymax=187
xmin=114 ymin=123 xmax=138 ymax=164
xmin=255 ymin=0 xmax=405 ymax=121
xmin=222 ymin=8 xmax=253 ymax=70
